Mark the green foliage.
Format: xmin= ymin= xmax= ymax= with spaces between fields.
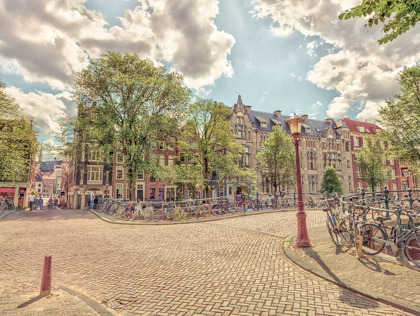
xmin=0 ymin=81 xmax=38 ymax=183
xmin=355 ymin=135 xmax=391 ymax=191
xmin=73 ymin=52 xmax=191 ymax=199
xmin=180 ymin=98 xmax=256 ymax=196
xmin=256 ymin=126 xmax=295 ymax=191
xmin=339 ymin=0 xmax=420 ymax=44
xmin=378 ymin=63 xmax=420 ymax=177
xmin=320 ymin=167 xmax=343 ymax=196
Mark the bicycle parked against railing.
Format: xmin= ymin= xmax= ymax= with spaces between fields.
xmin=354 ymin=207 xmax=420 ymax=268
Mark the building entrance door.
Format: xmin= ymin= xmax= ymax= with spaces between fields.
xmin=136 ymin=183 xmax=144 ymax=201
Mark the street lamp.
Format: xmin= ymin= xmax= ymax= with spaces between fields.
xmin=286 ymin=114 xmax=311 ymax=248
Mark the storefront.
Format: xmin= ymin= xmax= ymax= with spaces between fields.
xmin=0 ymin=187 xmax=15 ymax=199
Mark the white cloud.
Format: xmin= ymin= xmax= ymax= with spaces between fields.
xmin=252 ymin=0 xmax=420 ymax=121
xmin=306 ymin=41 xmax=318 ymax=58
xmin=5 ymin=86 xmax=71 ymax=137
xmin=0 ymin=0 xmax=235 ymax=91
xmin=326 ymin=96 xmax=350 ymax=118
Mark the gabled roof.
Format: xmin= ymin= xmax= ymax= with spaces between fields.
xmin=40 ymin=160 xmax=62 ymax=172
xmin=342 ymin=119 xmax=381 ymax=134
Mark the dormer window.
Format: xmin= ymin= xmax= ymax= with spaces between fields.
xmin=236 ymin=116 xmax=243 ymax=125
xmin=261 ymin=122 xmax=267 ymax=128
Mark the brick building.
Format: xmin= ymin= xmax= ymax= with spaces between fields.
xmin=342 ymin=119 xmax=405 ymax=193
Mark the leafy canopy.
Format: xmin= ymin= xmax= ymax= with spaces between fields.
xmin=0 ymin=81 xmax=37 ymax=183
xmin=320 ymin=166 xmax=343 ymax=196
xmin=378 ymin=63 xmax=420 ymax=176
xmin=339 ymin=0 xmax=420 ymax=44
xmin=73 ymin=52 xmax=191 ymax=199
xmin=256 ymin=126 xmax=295 ymax=191
xmin=355 ymin=135 xmax=391 ymax=191
xmin=180 ymin=98 xmax=256 ymax=195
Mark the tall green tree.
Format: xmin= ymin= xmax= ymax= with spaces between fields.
xmin=0 ymin=81 xmax=37 ymax=183
xmin=180 ymin=98 xmax=256 ymax=197
xmin=320 ymin=166 xmax=343 ymax=196
xmin=256 ymin=126 xmax=295 ymax=193
xmin=73 ymin=52 xmax=191 ymax=199
xmin=378 ymin=63 xmax=420 ymax=176
xmin=355 ymin=135 xmax=391 ymax=191
xmin=339 ymin=0 xmax=420 ymax=44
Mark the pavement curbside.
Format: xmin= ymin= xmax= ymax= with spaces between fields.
xmin=0 ymin=210 xmax=15 ymax=220
xmin=89 ymin=207 xmax=324 ymax=226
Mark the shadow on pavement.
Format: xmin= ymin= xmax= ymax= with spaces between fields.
xmin=17 ymin=294 xmax=46 ymax=308
xmin=304 ymin=247 xmax=379 ymax=309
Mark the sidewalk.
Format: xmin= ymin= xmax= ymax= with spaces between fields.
xmin=0 ymin=275 xmax=114 ymax=316
xmin=284 ymin=225 xmax=420 ymax=315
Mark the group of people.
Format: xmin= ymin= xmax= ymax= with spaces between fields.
xmin=27 ymin=192 xmax=63 ymax=211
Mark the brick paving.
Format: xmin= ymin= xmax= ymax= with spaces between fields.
xmin=0 ymin=209 xmax=412 ymax=315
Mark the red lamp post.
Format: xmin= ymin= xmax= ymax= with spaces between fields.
xmin=286 ymin=114 xmax=311 ymax=248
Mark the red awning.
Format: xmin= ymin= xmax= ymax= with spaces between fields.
xmin=0 ymin=188 xmax=15 ymax=193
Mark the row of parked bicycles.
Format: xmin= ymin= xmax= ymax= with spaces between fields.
xmin=0 ymin=198 xmax=15 ymax=212
xmin=323 ymin=189 xmax=420 ymax=268
xmin=94 ymin=194 xmax=326 ymax=222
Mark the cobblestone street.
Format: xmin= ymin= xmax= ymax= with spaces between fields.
xmin=0 ymin=209 xmax=412 ymax=315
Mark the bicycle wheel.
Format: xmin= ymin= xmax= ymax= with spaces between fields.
xmin=153 ymin=208 xmax=163 ymax=222
xmin=405 ymin=231 xmax=420 ymax=268
xmin=338 ymin=217 xmax=355 ymax=246
xmin=227 ymin=202 xmax=238 ymax=213
xmin=355 ymin=223 xmax=386 ymax=256
xmin=326 ymin=218 xmax=340 ymax=247
xmin=143 ymin=207 xmax=153 ymax=222
xmin=124 ymin=210 xmax=132 ymax=221
xmin=211 ymin=204 xmax=223 ymax=216
xmin=199 ymin=205 xmax=210 ymax=218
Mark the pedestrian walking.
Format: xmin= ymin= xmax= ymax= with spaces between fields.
xmin=28 ymin=192 xmax=35 ymax=211
xmin=48 ymin=197 xmax=53 ymax=210
xmin=39 ymin=195 xmax=44 ymax=210
xmin=53 ymin=196 xmax=58 ymax=209
xmin=89 ymin=191 xmax=96 ymax=210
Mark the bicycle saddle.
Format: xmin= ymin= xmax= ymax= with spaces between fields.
xmin=376 ymin=216 xmax=390 ymax=221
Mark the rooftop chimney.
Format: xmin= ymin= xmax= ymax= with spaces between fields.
xmin=302 ymin=114 xmax=309 ymax=121
xmin=274 ymin=110 xmax=282 ymax=118
xmin=325 ymin=118 xmax=334 ymax=125
xmin=245 ymin=105 xmax=252 ymax=114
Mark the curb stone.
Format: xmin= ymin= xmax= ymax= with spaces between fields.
xmin=0 ymin=210 xmax=14 ymax=220
xmin=89 ymin=207 xmax=323 ymax=226
xmin=283 ymin=234 xmax=420 ymax=316
xmin=59 ymin=284 xmax=116 ymax=316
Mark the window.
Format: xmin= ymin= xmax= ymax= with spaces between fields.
xmin=126 ymin=188 xmax=130 ymax=200
xmin=248 ymin=131 xmax=251 ymax=140
xmin=354 ymin=137 xmax=359 ymax=147
xmin=116 ymin=183 xmax=123 ymax=199
xmin=159 ymin=155 xmax=165 ymax=166
xmin=116 ymin=167 xmax=123 ymax=180
xmin=149 ymin=188 xmax=156 ymax=199
xmin=345 ymin=142 xmax=350 ymax=151
xmin=356 ymin=167 xmax=362 ymax=178
xmin=150 ymin=175 xmax=156 ymax=183
xmin=236 ymin=117 xmax=243 ymax=124
xmin=117 ymin=153 xmax=124 ymax=163
xmin=390 ymin=159 xmax=394 ymax=165
xmin=244 ymin=154 xmax=249 ymax=166
xmin=391 ymin=168 xmax=396 ymax=179
xmin=168 ymin=155 xmax=174 ymax=166
xmin=261 ymin=122 xmax=267 ymax=128
xmin=87 ymin=166 xmax=103 ymax=182
xmin=89 ymin=149 xmax=102 ymax=162
xmin=347 ymin=160 xmax=350 ymax=168
xmin=137 ymin=171 xmax=144 ymax=180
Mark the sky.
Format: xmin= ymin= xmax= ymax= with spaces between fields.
xmin=0 ymin=0 xmax=419 ymax=145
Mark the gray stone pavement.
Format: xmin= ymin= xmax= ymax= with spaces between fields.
xmin=0 ymin=208 xmax=414 ymax=315
xmin=284 ymin=225 xmax=420 ymax=315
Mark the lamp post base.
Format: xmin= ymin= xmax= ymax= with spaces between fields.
xmin=294 ymin=212 xmax=312 ymax=248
